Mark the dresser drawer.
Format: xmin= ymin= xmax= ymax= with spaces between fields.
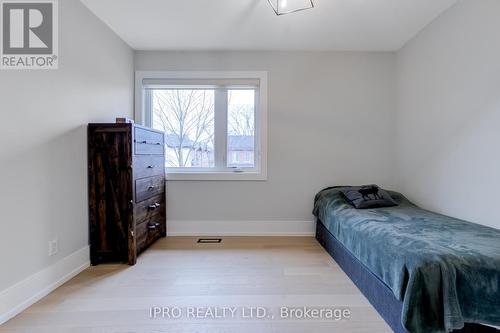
xmin=134 ymin=194 xmax=165 ymax=224
xmin=136 ymin=216 xmax=163 ymax=252
xmin=135 ymin=141 xmax=164 ymax=155
xmin=135 ymin=175 xmax=164 ymax=202
xmin=133 ymin=155 xmax=164 ymax=179
xmin=134 ymin=127 xmax=164 ymax=155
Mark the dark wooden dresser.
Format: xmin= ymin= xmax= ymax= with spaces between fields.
xmin=88 ymin=123 xmax=166 ymax=265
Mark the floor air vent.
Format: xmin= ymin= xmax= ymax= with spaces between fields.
xmin=197 ymin=238 xmax=222 ymax=244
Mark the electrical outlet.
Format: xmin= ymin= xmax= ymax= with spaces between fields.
xmin=48 ymin=239 xmax=58 ymax=256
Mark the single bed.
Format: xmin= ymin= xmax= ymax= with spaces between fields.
xmin=313 ymin=187 xmax=500 ymax=333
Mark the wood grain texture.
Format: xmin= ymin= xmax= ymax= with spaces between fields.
xmin=135 ymin=175 xmax=165 ymax=203
xmin=133 ymin=155 xmax=165 ymax=179
xmin=134 ymin=126 xmax=164 ymax=155
xmin=0 ymin=237 xmax=392 ymax=333
xmin=134 ymin=194 xmax=166 ymax=225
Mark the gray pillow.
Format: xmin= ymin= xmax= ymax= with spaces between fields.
xmin=341 ymin=185 xmax=397 ymax=209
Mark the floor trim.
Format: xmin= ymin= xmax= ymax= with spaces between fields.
xmin=0 ymin=245 xmax=90 ymax=325
xmin=167 ymin=220 xmax=316 ymax=236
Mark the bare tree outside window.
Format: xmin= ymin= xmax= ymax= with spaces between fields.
xmin=227 ymin=90 xmax=256 ymax=168
xmin=151 ymin=88 xmax=256 ymax=169
xmin=152 ymin=89 xmax=215 ymax=168
xmin=228 ymin=90 xmax=255 ymax=136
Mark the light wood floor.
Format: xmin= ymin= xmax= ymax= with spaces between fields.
xmin=0 ymin=237 xmax=392 ymax=333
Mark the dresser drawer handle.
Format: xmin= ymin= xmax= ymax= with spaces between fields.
xmin=155 ymin=142 xmax=162 ymax=145
xmin=148 ymin=222 xmax=161 ymax=230
xmin=148 ymin=185 xmax=157 ymax=190
xmin=148 ymin=203 xmax=161 ymax=210
xmin=147 ymin=165 xmax=155 ymax=169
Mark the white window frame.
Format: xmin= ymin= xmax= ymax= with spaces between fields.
xmin=135 ymin=71 xmax=268 ymax=181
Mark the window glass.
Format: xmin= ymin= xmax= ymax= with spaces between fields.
xmin=227 ymin=89 xmax=255 ymax=168
xmin=152 ymin=89 xmax=215 ymax=168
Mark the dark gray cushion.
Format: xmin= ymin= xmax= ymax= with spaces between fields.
xmin=341 ymin=185 xmax=397 ymax=209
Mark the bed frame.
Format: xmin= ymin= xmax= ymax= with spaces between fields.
xmin=315 ymin=219 xmax=499 ymax=333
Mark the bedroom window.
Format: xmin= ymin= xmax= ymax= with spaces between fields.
xmin=135 ymin=71 xmax=268 ymax=181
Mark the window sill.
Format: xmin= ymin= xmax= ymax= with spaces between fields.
xmin=165 ymin=171 xmax=267 ymax=181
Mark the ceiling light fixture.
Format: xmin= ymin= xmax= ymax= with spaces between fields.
xmin=267 ymin=0 xmax=314 ymax=16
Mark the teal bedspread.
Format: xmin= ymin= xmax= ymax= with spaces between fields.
xmin=313 ymin=187 xmax=500 ymax=333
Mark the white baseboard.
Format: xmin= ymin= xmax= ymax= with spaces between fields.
xmin=167 ymin=220 xmax=316 ymax=236
xmin=0 ymin=246 xmax=90 ymax=325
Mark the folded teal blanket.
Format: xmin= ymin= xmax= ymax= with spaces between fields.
xmin=313 ymin=187 xmax=500 ymax=333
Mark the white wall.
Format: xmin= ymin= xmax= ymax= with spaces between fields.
xmin=396 ymin=0 xmax=500 ymax=229
xmin=135 ymin=51 xmax=397 ymax=224
xmin=0 ymin=0 xmax=133 ymax=292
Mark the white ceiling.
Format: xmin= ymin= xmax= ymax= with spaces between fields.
xmin=80 ymin=0 xmax=457 ymax=51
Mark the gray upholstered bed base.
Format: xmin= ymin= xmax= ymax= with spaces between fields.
xmin=315 ymin=219 xmax=499 ymax=333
